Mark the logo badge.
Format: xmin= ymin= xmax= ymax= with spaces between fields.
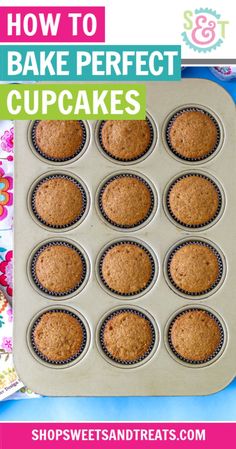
xmin=182 ymin=8 xmax=229 ymax=52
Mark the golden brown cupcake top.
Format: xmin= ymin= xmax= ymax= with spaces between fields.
xmin=34 ymin=177 xmax=84 ymax=227
xmin=169 ymin=243 xmax=220 ymax=294
xmin=101 ymin=243 xmax=153 ymax=295
xmin=103 ymin=311 xmax=153 ymax=362
xmin=169 ymin=111 xmax=218 ymax=160
xmin=33 ymin=311 xmax=84 ymax=362
xmin=170 ymin=310 xmax=222 ymax=362
xmin=101 ymin=176 xmax=152 ymax=227
xmin=35 ymin=120 xmax=84 ymax=160
xmin=101 ymin=120 xmax=152 ymax=161
xmin=168 ymin=175 xmax=219 ymax=226
xmin=35 ymin=244 xmax=84 ymax=294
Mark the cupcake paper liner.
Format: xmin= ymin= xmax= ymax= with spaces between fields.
xmin=30 ymin=241 xmax=87 ymax=297
xmin=30 ymin=174 xmax=88 ymax=230
xmin=30 ymin=120 xmax=88 ymax=163
xmin=168 ymin=308 xmax=225 ymax=365
xmin=166 ymin=173 xmax=223 ymax=229
xmin=30 ymin=309 xmax=87 ymax=366
xmin=99 ymin=308 xmax=156 ymax=366
xmin=165 ymin=107 xmax=221 ymax=162
xmin=98 ymin=240 xmax=156 ymax=297
xmin=98 ymin=173 xmax=155 ymax=229
xmin=97 ymin=117 xmax=155 ymax=163
xmin=167 ymin=240 xmax=224 ymax=297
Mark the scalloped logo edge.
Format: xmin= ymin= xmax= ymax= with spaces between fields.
xmin=182 ymin=8 xmax=229 ymax=53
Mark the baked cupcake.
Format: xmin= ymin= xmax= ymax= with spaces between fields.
xmin=167 ymin=109 xmax=219 ymax=160
xmin=168 ymin=241 xmax=222 ymax=295
xmin=32 ymin=242 xmax=86 ymax=296
xmin=99 ymin=174 xmax=154 ymax=228
xmin=31 ymin=175 xmax=87 ymax=229
xmin=100 ymin=119 xmax=152 ymax=162
xmin=100 ymin=309 xmax=155 ymax=364
xmin=32 ymin=310 xmax=86 ymax=364
xmin=99 ymin=241 xmax=154 ymax=296
xmin=167 ymin=174 xmax=221 ymax=228
xmin=33 ymin=120 xmax=86 ymax=162
xmin=169 ymin=309 xmax=224 ymax=364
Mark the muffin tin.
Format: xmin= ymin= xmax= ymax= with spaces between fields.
xmin=14 ymin=79 xmax=236 ymax=395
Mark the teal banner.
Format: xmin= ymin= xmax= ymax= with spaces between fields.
xmin=0 ymin=45 xmax=181 ymax=81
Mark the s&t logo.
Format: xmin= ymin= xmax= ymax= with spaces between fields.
xmin=182 ymin=8 xmax=229 ymax=52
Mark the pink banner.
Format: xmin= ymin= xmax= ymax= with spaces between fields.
xmin=0 ymin=7 xmax=105 ymax=42
xmin=0 ymin=423 xmax=235 ymax=449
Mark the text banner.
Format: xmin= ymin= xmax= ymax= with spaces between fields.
xmin=1 ymin=423 xmax=236 ymax=449
xmin=0 ymin=84 xmax=146 ymax=120
xmin=0 ymin=45 xmax=181 ymax=81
